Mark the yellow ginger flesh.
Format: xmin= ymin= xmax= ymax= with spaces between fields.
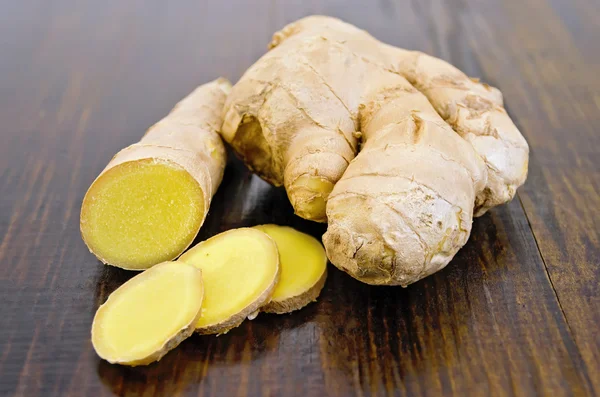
xmin=91 ymin=261 xmax=204 ymax=366
xmin=178 ymin=228 xmax=280 ymax=334
xmin=254 ymin=225 xmax=327 ymax=313
xmin=81 ymin=160 xmax=204 ymax=270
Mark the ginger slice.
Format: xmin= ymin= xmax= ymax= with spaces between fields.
xmin=177 ymin=228 xmax=280 ymax=334
xmin=80 ymin=78 xmax=230 ymax=270
xmin=254 ymin=225 xmax=328 ymax=314
xmin=91 ymin=261 xmax=204 ymax=366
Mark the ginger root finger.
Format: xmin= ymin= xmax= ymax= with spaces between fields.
xmin=177 ymin=228 xmax=280 ymax=335
xmin=91 ymin=261 xmax=204 ymax=366
xmin=324 ymin=70 xmax=487 ymax=286
xmin=254 ymin=225 xmax=327 ymax=314
xmin=80 ymin=78 xmax=230 ymax=270
xmin=392 ymin=50 xmax=529 ymax=215
xmin=221 ymin=42 xmax=359 ymax=222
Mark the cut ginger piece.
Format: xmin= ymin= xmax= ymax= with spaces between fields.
xmin=254 ymin=225 xmax=328 ymax=314
xmin=80 ymin=78 xmax=230 ymax=270
xmin=91 ymin=261 xmax=204 ymax=366
xmin=177 ymin=228 xmax=280 ymax=334
xmin=81 ymin=160 xmax=206 ymax=270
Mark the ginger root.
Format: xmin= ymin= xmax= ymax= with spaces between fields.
xmin=80 ymin=78 xmax=230 ymax=270
xmin=91 ymin=261 xmax=204 ymax=366
xmin=177 ymin=228 xmax=280 ymax=334
xmin=221 ymin=16 xmax=529 ymax=286
xmin=254 ymin=225 xmax=327 ymax=314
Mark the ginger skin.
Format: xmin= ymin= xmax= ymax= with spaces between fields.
xmin=221 ymin=16 xmax=528 ymax=286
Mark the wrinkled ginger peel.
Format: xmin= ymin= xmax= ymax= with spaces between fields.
xmin=177 ymin=228 xmax=280 ymax=335
xmin=91 ymin=261 xmax=204 ymax=366
xmin=221 ymin=16 xmax=530 ymax=286
xmin=81 ymin=78 xmax=230 ymax=270
xmin=254 ymin=225 xmax=328 ymax=314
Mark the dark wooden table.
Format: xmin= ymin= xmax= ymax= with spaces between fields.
xmin=1 ymin=1 xmax=598 ymax=396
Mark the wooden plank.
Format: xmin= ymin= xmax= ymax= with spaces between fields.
xmin=0 ymin=0 xmax=597 ymax=396
xmin=453 ymin=0 xmax=600 ymax=393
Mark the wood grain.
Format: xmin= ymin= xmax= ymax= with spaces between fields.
xmin=0 ymin=1 xmax=598 ymax=396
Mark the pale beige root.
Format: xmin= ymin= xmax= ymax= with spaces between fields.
xmin=177 ymin=228 xmax=280 ymax=334
xmin=253 ymin=225 xmax=328 ymax=314
xmin=391 ymin=50 xmax=529 ymax=215
xmin=81 ymin=78 xmax=231 ymax=270
xmin=270 ymin=16 xmax=529 ymax=216
xmin=324 ymin=105 xmax=487 ymax=286
xmin=225 ymin=16 xmax=529 ymax=286
xmin=91 ymin=261 xmax=204 ymax=366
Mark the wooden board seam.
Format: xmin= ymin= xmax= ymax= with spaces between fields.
xmin=516 ymin=192 xmax=595 ymax=390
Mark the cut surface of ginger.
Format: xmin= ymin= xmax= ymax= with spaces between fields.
xmin=177 ymin=228 xmax=280 ymax=334
xmin=81 ymin=159 xmax=205 ymax=270
xmin=91 ymin=261 xmax=204 ymax=366
xmin=254 ymin=225 xmax=328 ymax=313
